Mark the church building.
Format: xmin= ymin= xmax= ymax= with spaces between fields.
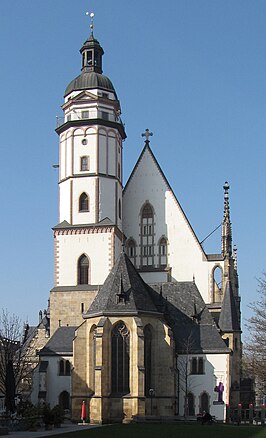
xmin=31 ymin=23 xmax=241 ymax=423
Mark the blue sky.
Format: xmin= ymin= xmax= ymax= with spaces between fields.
xmin=0 ymin=1 xmax=265 ymax=339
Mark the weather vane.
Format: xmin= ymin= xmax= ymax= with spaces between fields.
xmin=85 ymin=11 xmax=95 ymax=33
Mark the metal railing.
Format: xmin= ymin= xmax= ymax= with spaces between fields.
xmin=56 ymin=110 xmax=123 ymax=128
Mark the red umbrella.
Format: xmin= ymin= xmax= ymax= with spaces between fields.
xmin=81 ymin=400 xmax=86 ymax=423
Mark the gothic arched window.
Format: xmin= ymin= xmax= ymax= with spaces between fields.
xmin=65 ymin=360 xmax=71 ymax=376
xmin=126 ymin=238 xmax=136 ymax=263
xmin=191 ymin=358 xmax=197 ymax=374
xmin=111 ymin=322 xmax=130 ymax=395
xmin=213 ymin=265 xmax=223 ymax=303
xmin=140 ymin=202 xmax=154 ymax=267
xmin=59 ymin=360 xmax=64 ymax=376
xmin=200 ymin=392 xmax=209 ymax=414
xmin=89 ymin=325 xmax=97 ymax=393
xmin=144 ymin=325 xmax=152 ymax=396
xmin=198 ymin=357 xmax=204 ymax=374
xmin=59 ymin=391 xmax=70 ymax=410
xmin=79 ymin=192 xmax=89 ymax=212
xmin=78 ymin=254 xmax=89 ymax=285
xmin=159 ymin=236 xmax=167 ymax=266
xmin=187 ymin=392 xmax=195 ymax=416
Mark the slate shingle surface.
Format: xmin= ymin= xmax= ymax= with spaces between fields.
xmin=39 ymin=326 xmax=76 ymax=355
xmin=86 ymin=252 xmax=160 ymax=315
xmin=218 ymin=280 xmax=240 ymax=332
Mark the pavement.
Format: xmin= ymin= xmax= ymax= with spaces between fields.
xmin=5 ymin=423 xmax=102 ymax=438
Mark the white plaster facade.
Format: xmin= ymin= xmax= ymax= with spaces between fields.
xmin=123 ymin=147 xmax=225 ymax=303
xmin=32 ymin=355 xmax=72 ymax=409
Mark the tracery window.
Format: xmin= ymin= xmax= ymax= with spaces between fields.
xmin=111 ymin=322 xmax=130 ymax=395
xmin=78 ymin=254 xmax=89 ymax=285
xmin=140 ymin=202 xmax=154 ymax=267
xmin=79 ymin=192 xmax=89 ymax=212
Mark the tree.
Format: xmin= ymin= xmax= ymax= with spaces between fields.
xmin=176 ymin=332 xmax=198 ymax=418
xmin=0 ymin=309 xmax=32 ymax=413
xmin=245 ymin=274 xmax=266 ymax=403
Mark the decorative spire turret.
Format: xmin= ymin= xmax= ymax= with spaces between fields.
xmin=221 ymin=181 xmax=232 ymax=257
xmin=80 ymin=12 xmax=104 ymax=74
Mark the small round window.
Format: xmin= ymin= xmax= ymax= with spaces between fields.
xmin=81 ymin=138 xmax=87 ymax=145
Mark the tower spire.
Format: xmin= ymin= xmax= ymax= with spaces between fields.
xmin=221 ymin=181 xmax=232 ymax=257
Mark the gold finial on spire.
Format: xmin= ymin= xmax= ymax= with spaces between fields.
xmin=86 ymin=11 xmax=95 ymax=34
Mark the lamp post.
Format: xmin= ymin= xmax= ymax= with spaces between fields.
xmin=149 ymin=388 xmax=155 ymax=416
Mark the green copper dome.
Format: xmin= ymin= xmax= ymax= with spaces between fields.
xmin=64 ymin=71 xmax=116 ymax=97
xmin=64 ymin=33 xmax=117 ymax=98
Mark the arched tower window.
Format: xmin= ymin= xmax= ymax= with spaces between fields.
xmin=78 ymin=254 xmax=89 ymax=285
xmin=140 ymin=202 xmax=154 ymax=267
xmin=212 ymin=265 xmax=223 ymax=303
xmin=144 ymin=325 xmax=152 ymax=396
xmin=79 ymin=192 xmax=89 ymax=212
xmin=158 ymin=236 xmax=168 ymax=266
xmin=126 ymin=238 xmax=136 ymax=263
xmin=111 ymin=322 xmax=130 ymax=395
xmin=200 ymin=392 xmax=209 ymax=414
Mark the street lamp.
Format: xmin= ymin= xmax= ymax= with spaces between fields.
xmin=149 ymin=388 xmax=155 ymax=415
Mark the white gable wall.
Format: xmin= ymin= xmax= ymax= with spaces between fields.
xmin=123 ymin=147 xmax=224 ymax=302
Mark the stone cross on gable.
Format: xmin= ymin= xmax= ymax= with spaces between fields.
xmin=141 ymin=128 xmax=153 ymax=144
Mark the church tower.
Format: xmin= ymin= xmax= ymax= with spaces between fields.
xmin=50 ymin=20 xmax=126 ymax=335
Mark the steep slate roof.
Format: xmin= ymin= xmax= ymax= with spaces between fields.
xmin=218 ymin=280 xmax=241 ymax=332
xmin=85 ymin=251 xmax=228 ymax=354
xmin=39 ymin=326 xmax=76 ymax=356
xmin=150 ymin=282 xmax=230 ymax=354
xmin=53 ymin=217 xmax=114 ymax=230
xmin=85 ymin=251 xmax=160 ymax=316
